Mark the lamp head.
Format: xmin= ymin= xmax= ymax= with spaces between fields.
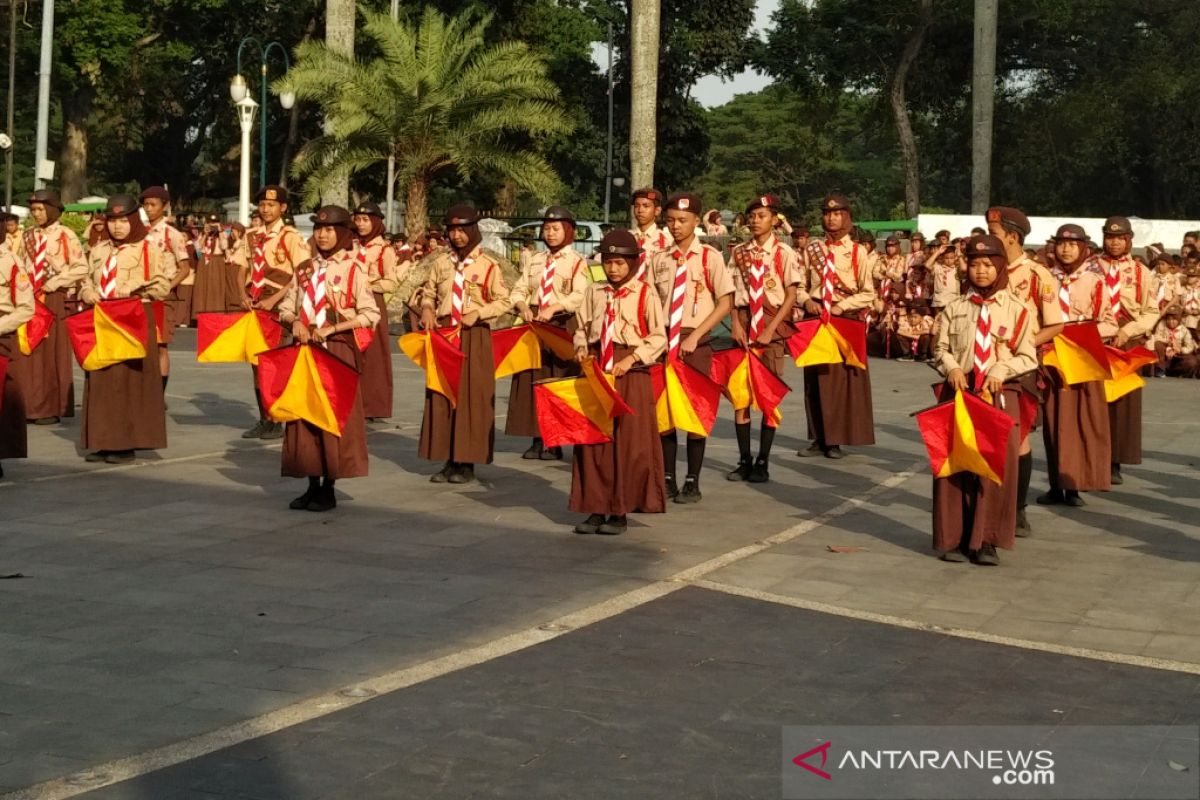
xmin=279 ymin=91 xmax=296 ymax=111
xmin=229 ymin=73 xmax=248 ymax=102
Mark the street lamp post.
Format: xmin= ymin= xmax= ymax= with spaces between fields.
xmin=229 ymin=37 xmax=295 ymax=191
xmin=236 ymin=97 xmax=258 ymax=225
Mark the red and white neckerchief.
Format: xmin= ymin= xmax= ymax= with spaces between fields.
xmin=450 ymin=253 xmax=474 ymax=326
xmin=747 ymin=246 xmax=767 ymax=340
xmin=98 ymin=246 xmax=122 ymax=300
xmin=538 ymin=249 xmax=557 ymax=308
xmin=821 ymin=240 xmax=839 ymax=321
xmin=968 ymin=292 xmax=995 ymax=392
xmin=1168 ymin=327 xmax=1181 ymax=350
xmin=30 ymin=230 xmax=48 ymax=293
xmin=1103 ymin=258 xmax=1123 ymax=320
xmin=600 ymin=285 xmax=628 ymax=372
xmin=1156 ymin=279 xmax=1167 ymax=310
xmin=1184 ymin=289 xmax=1200 ymax=315
xmin=632 ymin=229 xmax=665 ymax=282
xmin=666 ymin=248 xmax=690 ymax=358
xmin=250 ymin=229 xmax=277 ymax=301
xmin=1055 ymin=268 xmax=1083 ymax=320
xmin=353 ymin=242 xmax=370 ymax=282
xmin=300 ymin=256 xmax=329 ymax=329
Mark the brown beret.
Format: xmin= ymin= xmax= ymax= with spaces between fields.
xmin=139 ymin=186 xmax=171 ymax=204
xmin=664 ymin=193 xmax=702 ymax=214
xmin=598 ymin=229 xmax=641 ymax=258
xmin=353 ymin=201 xmax=383 ymax=218
xmin=443 ymin=204 xmax=479 ymax=227
xmin=885 ymin=236 xmax=899 ymax=245
xmin=821 ymin=194 xmax=851 ymax=213
xmin=745 ymin=194 xmax=781 ymax=214
xmin=1162 ymin=305 xmax=1183 ymax=317
xmin=966 ymin=234 xmax=1006 ymax=258
xmin=986 ymin=206 xmax=1030 ymax=237
xmin=105 ymin=194 xmax=140 ymax=218
xmin=310 ymin=205 xmax=352 ymax=227
xmin=254 ymin=185 xmax=288 ymax=204
xmin=1053 ymin=224 xmax=1088 ymax=242
xmin=28 ymin=189 xmax=64 ymax=210
xmin=1102 ymin=216 xmax=1133 ymax=237
xmin=631 ymin=188 xmax=664 ymax=205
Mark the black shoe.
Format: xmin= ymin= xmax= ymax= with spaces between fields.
xmin=539 ymin=446 xmax=563 ymax=461
xmin=1064 ymin=490 xmax=1085 ymax=507
xmin=448 ymin=464 xmax=474 ymax=484
xmin=32 ymin=416 xmax=60 ymax=426
xmin=1110 ymin=464 xmax=1123 ymax=485
xmin=824 ymin=446 xmax=844 ymax=459
xmin=1015 ymin=508 xmax=1031 ymax=537
xmin=664 ymin=474 xmax=679 ymax=498
xmin=306 ymin=484 xmax=337 ymax=512
xmin=799 ymin=441 xmax=824 ymax=458
xmin=241 ymin=419 xmax=267 ymax=439
xmin=597 ymin=515 xmax=627 ymax=535
xmin=85 ymin=451 xmax=109 ymax=463
xmin=522 ymin=439 xmax=543 ymax=459
xmin=726 ymin=459 xmax=753 ymax=481
xmin=259 ymin=422 xmax=284 ymax=440
xmin=972 ymin=544 xmax=1000 ymax=566
xmin=1036 ymin=489 xmax=1064 ymax=505
xmin=939 ymin=550 xmax=969 ymax=563
xmin=573 ymin=514 xmax=605 ymax=535
xmin=0 ymin=463 xmax=4 ymax=479
xmin=105 ymin=450 xmax=136 ymax=465
xmin=290 ymin=486 xmax=317 ymax=510
xmin=747 ymin=458 xmax=770 ymax=483
xmin=675 ymin=476 xmax=701 ymax=504
xmin=430 ymin=462 xmax=454 ymax=483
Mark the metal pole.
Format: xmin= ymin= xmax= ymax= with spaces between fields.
xmin=971 ymin=0 xmax=998 ymax=213
xmin=5 ymin=0 xmax=17 ymax=207
xmin=238 ymin=99 xmax=257 ymax=225
xmin=33 ymin=0 xmax=54 ymax=190
xmin=603 ymin=21 xmax=614 ymax=225
xmin=385 ymin=0 xmax=399 ymax=232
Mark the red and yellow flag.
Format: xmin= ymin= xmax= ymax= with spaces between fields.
xmin=1103 ymin=345 xmax=1156 ymax=403
xmin=534 ymin=357 xmax=632 ymax=448
xmin=66 ymin=299 xmax=149 ymax=371
xmin=1044 ymin=321 xmax=1110 ymax=384
xmin=491 ymin=325 xmax=542 ymax=379
xmin=17 ymin=300 xmax=54 ymax=355
xmin=650 ymin=357 xmax=723 ymax=436
xmin=257 ymin=344 xmax=359 ymax=436
xmin=398 ymin=329 xmax=465 ymax=406
xmin=196 ymin=311 xmax=283 ymax=365
xmin=151 ymin=301 xmax=168 ymax=344
xmin=788 ymin=317 xmax=868 ymax=369
xmin=711 ymin=347 xmax=790 ymax=428
xmin=530 ymin=320 xmax=577 ymax=361
xmin=916 ymin=390 xmax=1015 ymax=484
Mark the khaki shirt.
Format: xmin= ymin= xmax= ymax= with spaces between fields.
xmin=573 ymin=279 xmax=665 ymax=366
xmin=1153 ymin=270 xmax=1179 ymax=314
xmin=277 ymin=250 xmax=381 ymax=330
xmin=147 ymin=219 xmax=194 ymax=283
xmin=243 ymin=220 xmax=309 ymax=291
xmin=904 ymin=270 xmax=932 ymax=304
xmin=729 ymin=237 xmax=802 ymax=310
xmin=5 ymin=231 xmax=24 ymax=260
xmin=1050 ymin=267 xmax=1119 ymax=338
xmin=1006 ymin=255 xmax=1063 ymax=333
xmin=874 ymin=254 xmax=906 ymax=284
xmin=1181 ymin=287 xmax=1200 ymax=328
xmin=25 ymin=222 xmax=88 ymax=293
xmin=650 ymin=238 xmax=734 ymax=328
xmin=420 ymin=247 xmax=510 ymax=324
xmin=631 ymin=223 xmax=673 ymax=260
xmin=0 ymin=246 xmax=35 ymax=335
xmin=935 ymin=292 xmax=1037 ymax=382
xmin=897 ymin=314 xmax=933 ymax=338
xmin=799 ymin=234 xmax=876 ymax=311
xmin=80 ymin=239 xmax=170 ymax=304
xmin=1093 ymin=255 xmax=1159 ymax=340
xmin=931 ymin=262 xmax=961 ymax=307
xmin=510 ymin=247 xmax=590 ymax=313
xmin=1154 ymin=324 xmax=1196 ymax=355
xmin=355 ymin=236 xmax=400 ymax=295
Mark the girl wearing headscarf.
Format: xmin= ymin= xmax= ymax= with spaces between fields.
xmin=417 ymin=204 xmax=511 ymax=485
xmin=350 ymin=202 xmax=399 ymax=421
xmin=78 ymin=195 xmax=170 ymax=464
xmin=0 ymin=238 xmax=34 ymax=478
xmin=224 ymin=223 xmax=247 ymax=311
xmin=931 ymin=235 xmax=1037 ymax=565
xmin=1037 ymin=224 xmax=1117 ymax=507
xmin=275 ymin=206 xmax=379 ymax=512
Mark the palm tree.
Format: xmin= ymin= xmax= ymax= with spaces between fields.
xmin=275 ymin=8 xmax=572 ymax=235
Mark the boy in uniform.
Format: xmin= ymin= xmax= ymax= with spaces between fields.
xmin=628 ymin=188 xmax=673 ymax=282
xmin=140 ymin=187 xmax=194 ymax=391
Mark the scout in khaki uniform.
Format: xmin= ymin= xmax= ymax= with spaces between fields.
xmin=1092 ymin=216 xmax=1159 ymax=486
xmin=874 ymin=236 xmax=906 ymax=298
xmin=508 ymin=205 xmax=589 ymax=459
xmin=628 ymin=188 xmax=673 ymax=282
xmin=932 ymin=235 xmax=1037 ymax=565
xmin=276 ymin=206 xmax=379 ymax=512
xmin=191 ymin=213 xmax=231 ymax=316
xmin=9 ymin=190 xmax=87 ymax=424
xmin=419 ymin=204 xmax=510 ymax=484
xmin=350 ymin=201 xmax=400 ymax=421
xmin=1153 ymin=306 xmax=1198 ymax=377
xmin=2 ymin=210 xmax=22 ymax=259
xmin=140 ymin=187 xmax=194 ymax=391
xmin=78 ymin=196 xmax=171 ymax=464
xmin=1037 ymin=225 xmax=1117 ymax=507
xmin=797 ymin=194 xmax=876 ymax=458
xmin=727 ymin=194 xmax=800 ymax=483
xmin=570 ymin=230 xmax=667 ymax=536
xmin=650 ymin=192 xmax=733 ymax=502
xmin=930 ymin=242 xmax=962 ymax=312
xmin=986 ymin=206 xmax=1063 ymax=535
xmin=241 ymin=185 xmax=310 ymax=440
xmin=0 ymin=238 xmax=34 ymax=477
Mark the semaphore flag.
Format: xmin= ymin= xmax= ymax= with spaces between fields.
xmin=529 ymin=320 xmax=577 ymax=361
xmin=1043 ymin=321 xmax=1110 ymax=384
xmin=650 ymin=356 xmax=723 ymax=436
xmin=534 ymin=357 xmax=632 ymax=448
xmin=196 ymin=311 xmax=283 ymax=365
xmin=788 ymin=316 xmax=868 ymax=369
xmin=710 ymin=346 xmax=790 ymax=428
xmin=1103 ymin=345 xmax=1156 ymax=402
xmin=17 ymin=300 xmax=54 ymax=355
xmin=916 ymin=389 xmax=1015 ymax=485
xmin=491 ymin=325 xmax=542 ymax=379
xmin=398 ymin=329 xmax=466 ymax=406
xmin=66 ymin=298 xmax=149 ymax=371
xmin=257 ymin=343 xmax=359 ymax=436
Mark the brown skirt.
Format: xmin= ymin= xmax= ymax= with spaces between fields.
xmin=8 ymin=291 xmax=76 ymax=419
xmin=80 ymin=305 xmax=167 ymax=452
xmin=1042 ymin=373 xmax=1111 ymax=491
xmin=735 ymin=308 xmax=794 ymax=378
xmin=224 ymin=258 xmax=245 ymax=312
xmin=359 ymin=293 xmax=394 ymax=419
xmin=505 ymin=321 xmax=579 ymax=437
xmin=933 ymin=385 xmax=1020 ymax=553
xmin=419 ymin=323 xmax=495 ymax=464
xmin=1107 ymin=388 xmax=1141 ymax=465
xmin=282 ymin=333 xmax=368 ymax=479
xmin=172 ymin=285 xmax=194 ymax=328
xmin=191 ymin=255 xmax=228 ymax=316
xmin=803 ymin=363 xmax=875 ymax=446
xmin=569 ymin=344 xmax=667 ymax=516
xmin=0 ymin=335 xmax=28 ymax=459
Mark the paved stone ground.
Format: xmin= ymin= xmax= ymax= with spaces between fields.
xmin=1 ymin=330 xmax=1198 ymax=797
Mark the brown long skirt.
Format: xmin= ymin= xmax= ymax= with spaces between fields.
xmin=932 ymin=385 xmax=1020 ymax=553
xmin=0 ymin=335 xmax=28 ymax=459
xmin=735 ymin=309 xmax=795 ymax=377
xmin=359 ymin=293 xmax=394 ymax=419
xmin=8 ymin=291 xmax=75 ymax=419
xmin=1107 ymin=389 xmax=1141 ymax=465
xmin=223 ymin=258 xmax=245 ymax=312
xmin=569 ymin=345 xmax=667 ymax=516
xmin=191 ymin=256 xmax=228 ymax=316
xmin=282 ymin=333 xmax=368 ymax=479
xmin=505 ymin=321 xmax=579 ymax=437
xmin=419 ymin=323 xmax=495 ymax=464
xmin=1042 ymin=372 xmax=1111 ymax=492
xmin=804 ymin=363 xmax=875 ymax=446
xmin=171 ymin=285 xmax=194 ymax=328
xmin=80 ymin=305 xmax=166 ymax=452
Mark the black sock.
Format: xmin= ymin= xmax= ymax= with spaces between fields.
xmin=162 ymin=375 xmax=169 ymax=391
xmin=758 ymin=424 xmax=776 ymax=461
xmin=1017 ymin=452 xmax=1032 ymax=509
xmin=322 ymin=477 xmax=335 ymax=489
xmin=735 ymin=421 xmax=752 ymax=461
xmin=307 ymin=476 xmax=320 ymax=491
xmin=661 ymin=432 xmax=678 ymax=476
xmin=686 ymin=437 xmax=705 ymax=477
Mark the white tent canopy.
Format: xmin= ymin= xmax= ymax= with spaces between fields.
xmin=917 ymin=213 xmax=1200 ymax=252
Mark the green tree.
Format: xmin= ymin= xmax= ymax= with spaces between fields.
xmin=276 ymin=7 xmax=572 ymax=235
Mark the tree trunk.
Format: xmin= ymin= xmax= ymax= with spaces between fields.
xmin=59 ymin=89 xmax=92 ymax=202
xmin=404 ymin=174 xmax=429 ymax=239
xmin=629 ymin=0 xmax=660 ymax=190
xmin=889 ymin=0 xmax=932 ymax=219
xmin=495 ymin=180 xmax=517 ymax=218
xmin=321 ymin=0 xmax=355 ymax=205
